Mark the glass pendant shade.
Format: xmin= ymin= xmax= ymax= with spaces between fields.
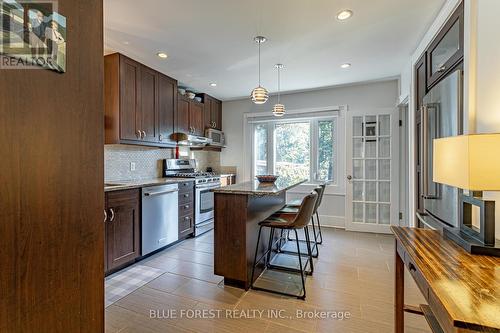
xmin=251 ymin=86 xmax=269 ymax=104
xmin=272 ymin=103 xmax=285 ymax=117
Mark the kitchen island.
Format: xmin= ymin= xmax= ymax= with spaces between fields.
xmin=212 ymin=178 xmax=306 ymax=289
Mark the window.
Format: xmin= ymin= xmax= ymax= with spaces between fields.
xmin=275 ymin=122 xmax=311 ymax=183
xmin=254 ymin=124 xmax=268 ymax=176
xmin=252 ymin=117 xmax=336 ymax=184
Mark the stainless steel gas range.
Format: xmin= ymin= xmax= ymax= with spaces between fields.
xmin=163 ymin=159 xmax=221 ymax=236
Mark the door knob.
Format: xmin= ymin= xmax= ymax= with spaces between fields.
xmin=347 ymin=175 xmax=353 ymax=181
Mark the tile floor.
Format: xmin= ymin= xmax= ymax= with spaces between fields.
xmin=105 ymin=228 xmax=431 ymax=333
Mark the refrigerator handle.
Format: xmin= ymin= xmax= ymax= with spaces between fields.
xmin=422 ymin=105 xmax=440 ymax=200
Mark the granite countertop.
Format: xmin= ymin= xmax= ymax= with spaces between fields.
xmin=104 ymin=177 xmax=194 ymax=192
xmin=212 ymin=178 xmax=306 ymax=196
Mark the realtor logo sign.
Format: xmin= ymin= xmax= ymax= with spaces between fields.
xmin=0 ymin=0 xmax=66 ymax=72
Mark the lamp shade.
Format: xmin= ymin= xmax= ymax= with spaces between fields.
xmin=251 ymin=86 xmax=269 ymax=104
xmin=433 ymin=134 xmax=500 ymax=191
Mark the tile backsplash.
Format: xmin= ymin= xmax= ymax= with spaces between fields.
xmin=104 ymin=145 xmax=174 ymax=181
xmin=104 ymin=145 xmax=229 ymax=182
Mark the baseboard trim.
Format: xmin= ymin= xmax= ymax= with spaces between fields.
xmin=318 ymin=215 xmax=345 ymax=228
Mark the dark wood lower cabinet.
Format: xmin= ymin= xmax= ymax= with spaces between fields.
xmin=105 ymin=189 xmax=141 ymax=273
xmin=178 ymin=181 xmax=195 ymax=239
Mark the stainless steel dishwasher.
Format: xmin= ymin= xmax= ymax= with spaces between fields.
xmin=142 ymin=183 xmax=179 ymax=255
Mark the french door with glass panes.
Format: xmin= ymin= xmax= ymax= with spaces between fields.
xmin=345 ymin=109 xmax=399 ymax=233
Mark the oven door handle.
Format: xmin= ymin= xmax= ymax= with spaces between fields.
xmin=196 ymin=184 xmax=221 ymax=190
xmin=196 ymin=220 xmax=214 ymax=228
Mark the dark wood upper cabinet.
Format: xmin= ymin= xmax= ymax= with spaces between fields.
xmin=105 ymin=53 xmax=177 ymax=147
xmin=203 ymin=94 xmax=222 ymax=131
xmin=105 ymin=189 xmax=141 ymax=273
xmin=158 ymin=74 xmax=177 ymax=144
xmin=190 ymin=101 xmax=205 ymax=136
xmin=138 ymin=66 xmax=158 ymax=142
xmin=204 ymin=97 xmax=213 ymax=130
xmin=426 ymin=2 xmax=464 ymax=88
xmin=177 ymin=94 xmax=205 ymax=136
xmin=177 ymin=95 xmax=190 ymax=134
xmin=117 ymin=56 xmax=141 ymax=141
xmin=211 ymin=99 xmax=222 ymax=130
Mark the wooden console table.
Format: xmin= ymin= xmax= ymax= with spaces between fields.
xmin=391 ymin=227 xmax=500 ymax=333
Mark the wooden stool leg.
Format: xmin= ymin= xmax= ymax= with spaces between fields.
xmin=395 ymin=240 xmax=404 ymax=333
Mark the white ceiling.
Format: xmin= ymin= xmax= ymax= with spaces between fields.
xmin=104 ymin=0 xmax=446 ymax=101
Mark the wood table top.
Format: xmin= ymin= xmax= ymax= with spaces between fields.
xmin=391 ymin=227 xmax=500 ymax=332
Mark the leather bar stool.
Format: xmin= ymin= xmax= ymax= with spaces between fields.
xmin=286 ymin=183 xmax=326 ymax=244
xmin=250 ymin=192 xmax=318 ymax=300
xmin=278 ymin=185 xmax=325 ymax=257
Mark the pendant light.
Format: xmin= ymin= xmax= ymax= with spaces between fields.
xmin=273 ymin=64 xmax=285 ymax=117
xmin=251 ymin=36 xmax=269 ymax=104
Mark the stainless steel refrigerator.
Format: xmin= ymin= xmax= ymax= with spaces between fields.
xmin=422 ymin=70 xmax=463 ymax=228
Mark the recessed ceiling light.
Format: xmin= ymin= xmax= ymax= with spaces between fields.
xmin=340 ymin=63 xmax=351 ymax=69
xmin=157 ymin=52 xmax=168 ymax=59
xmin=209 ymin=83 xmax=217 ymax=87
xmin=123 ymin=41 xmax=130 ymax=45
xmin=337 ymin=9 xmax=353 ymax=21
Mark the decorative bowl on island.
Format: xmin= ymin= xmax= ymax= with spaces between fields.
xmin=256 ymin=175 xmax=279 ymax=183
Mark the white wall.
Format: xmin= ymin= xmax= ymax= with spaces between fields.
xmin=221 ymin=80 xmax=399 ymax=228
xmin=469 ymin=0 xmax=500 ymax=239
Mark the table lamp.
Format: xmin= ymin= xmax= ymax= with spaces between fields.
xmin=433 ymin=133 xmax=500 ymax=256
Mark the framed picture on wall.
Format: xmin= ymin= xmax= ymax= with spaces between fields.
xmin=0 ymin=0 xmax=66 ymax=72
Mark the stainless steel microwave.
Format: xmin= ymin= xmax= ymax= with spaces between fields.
xmin=205 ymin=128 xmax=225 ymax=147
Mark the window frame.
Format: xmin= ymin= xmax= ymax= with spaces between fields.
xmin=251 ymin=116 xmax=337 ymax=185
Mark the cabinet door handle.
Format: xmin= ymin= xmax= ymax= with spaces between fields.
xmin=136 ymin=130 xmax=141 ymax=139
xmin=184 ymin=194 xmax=189 ymax=198
xmin=437 ymin=65 xmax=446 ymax=73
xmin=184 ymin=205 xmax=190 ymax=209
xmin=104 ymin=209 xmax=107 ymax=222
xmin=159 ymin=134 xmax=163 ymax=141
xmin=142 ymin=131 xmax=146 ymax=138
xmin=109 ymin=208 xmax=115 ymax=222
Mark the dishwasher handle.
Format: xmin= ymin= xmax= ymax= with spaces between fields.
xmin=144 ymin=189 xmax=179 ymax=197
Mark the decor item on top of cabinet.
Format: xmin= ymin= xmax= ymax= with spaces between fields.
xmin=0 ymin=2 xmax=67 ymax=73
xmin=250 ymin=36 xmax=269 ymax=104
xmin=272 ymin=64 xmax=285 ymax=117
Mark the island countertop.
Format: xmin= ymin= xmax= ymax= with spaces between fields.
xmin=212 ymin=178 xmax=306 ymax=195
